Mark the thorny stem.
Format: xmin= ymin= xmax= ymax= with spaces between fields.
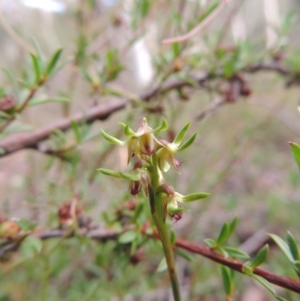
xmin=148 ymin=154 xmax=181 ymax=301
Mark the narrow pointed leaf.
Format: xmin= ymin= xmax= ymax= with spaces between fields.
xmin=153 ymin=118 xmax=168 ymax=133
xmin=119 ymin=171 xmax=140 ymax=181
xmin=269 ymin=234 xmax=293 ymax=262
xmin=251 ymin=244 xmax=269 ymax=268
xmin=175 ymin=249 xmax=193 ymax=262
xmin=228 ymin=217 xmax=238 ymax=236
xmin=46 ymin=48 xmax=63 ymax=77
xmin=173 ymin=122 xmax=190 ymax=146
xmin=216 ymin=223 xmax=230 ymax=245
xmin=101 ymin=129 xmax=125 ymax=145
xmin=204 ymin=238 xmax=216 ymax=248
xmin=32 ymin=38 xmax=45 ymax=72
xmin=287 ymin=231 xmax=299 ymax=261
xmin=30 ymin=53 xmax=41 ymax=84
xmin=276 ymin=297 xmax=288 ymax=301
xmin=182 ymin=192 xmax=210 ymax=202
xmin=222 ymin=246 xmax=250 ymax=260
xmin=177 ymin=132 xmax=197 ymax=152
xmin=221 ymin=266 xmax=233 ymax=296
xmin=71 ymin=121 xmax=81 ymax=143
xmin=218 ymin=247 xmax=229 ymax=258
xmin=28 ymin=97 xmax=69 ymax=106
xmin=97 ymin=168 xmax=122 ymax=178
xmin=289 ymin=142 xmax=300 ymax=172
xmin=251 ymin=274 xmax=276 ymax=295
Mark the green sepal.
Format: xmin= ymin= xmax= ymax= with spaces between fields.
xmin=181 ymin=192 xmax=210 ymax=202
xmin=167 ymin=206 xmax=183 ymax=215
xmin=287 ymin=231 xmax=299 ymax=261
xmin=216 ymin=223 xmax=230 ymax=245
xmin=250 ymin=244 xmax=269 ymax=268
xmin=251 ymin=274 xmax=276 ymax=296
xmin=204 ymin=238 xmax=216 ymax=248
xmin=222 ymin=246 xmax=250 ymax=260
xmin=177 ymin=132 xmax=197 ymax=152
xmin=97 ymin=168 xmax=122 ymax=178
xmin=101 ymin=129 xmax=125 ymax=145
xmin=119 ymin=122 xmax=136 ymax=136
xmin=220 ymin=266 xmax=233 ymax=296
xmin=119 ymin=171 xmax=140 ymax=181
xmin=269 ymin=233 xmax=293 ymax=262
xmin=153 ymin=118 xmax=168 ymax=133
xmin=173 ymin=122 xmax=190 ymax=146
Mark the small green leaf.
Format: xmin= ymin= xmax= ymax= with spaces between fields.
xmin=221 ymin=266 xmax=233 ymax=296
xmin=156 ymin=257 xmax=167 ymax=273
xmin=222 ymin=246 xmax=250 ymax=260
xmin=228 ymin=217 xmax=238 ymax=236
xmin=20 ymin=236 xmax=42 ymax=258
xmin=216 ymin=223 xmax=230 ymax=245
xmin=181 ymin=192 xmax=210 ymax=202
xmin=30 ymin=53 xmax=41 ymax=84
xmin=28 ymin=96 xmax=69 ymax=107
xmin=119 ymin=171 xmax=140 ymax=181
xmin=101 ymin=129 xmax=125 ymax=145
xmin=293 ymin=260 xmax=300 ymax=269
xmin=46 ymin=48 xmax=63 ymax=78
xmin=289 ymin=142 xmax=300 ymax=172
xmin=276 ymin=297 xmax=288 ymax=301
xmin=153 ymin=118 xmax=168 ymax=133
xmin=204 ymin=238 xmax=216 ymax=248
xmin=177 ymin=132 xmax=197 ymax=152
xmin=218 ymin=247 xmax=229 ymax=258
xmin=32 ymin=38 xmax=45 ymax=72
xmin=71 ymin=121 xmax=81 ymax=143
xmin=170 ymin=230 xmax=177 ymax=245
xmin=269 ymin=234 xmax=293 ymax=262
xmin=251 ymin=244 xmax=269 ymax=268
xmin=175 ymin=249 xmax=193 ymax=262
xmin=242 ymin=263 xmax=253 ymax=276
xmin=251 ymin=274 xmax=276 ymax=295
xmin=173 ymin=122 xmax=190 ymax=146
xmin=118 ymin=230 xmax=137 ymax=244
xmin=97 ymin=168 xmax=122 ymax=178
xmin=287 ymin=231 xmax=299 ymax=261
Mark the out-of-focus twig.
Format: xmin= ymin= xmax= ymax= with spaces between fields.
xmin=162 ymin=0 xmax=231 ymax=44
xmin=0 ymin=62 xmax=294 ymax=157
xmin=1 ymin=225 xmax=300 ymax=294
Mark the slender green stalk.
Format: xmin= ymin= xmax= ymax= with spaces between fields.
xmin=149 ymin=154 xmax=181 ymax=301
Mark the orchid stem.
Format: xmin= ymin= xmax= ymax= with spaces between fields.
xmin=149 ymin=154 xmax=181 ymax=301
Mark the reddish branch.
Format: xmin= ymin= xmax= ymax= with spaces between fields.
xmin=1 ymin=226 xmax=300 ymax=294
xmin=0 ymin=62 xmax=293 ymax=157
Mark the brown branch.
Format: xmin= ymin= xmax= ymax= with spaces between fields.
xmin=174 ymin=236 xmax=300 ymax=294
xmin=1 ymin=225 xmax=300 ymax=294
xmin=0 ymin=62 xmax=293 ymax=157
